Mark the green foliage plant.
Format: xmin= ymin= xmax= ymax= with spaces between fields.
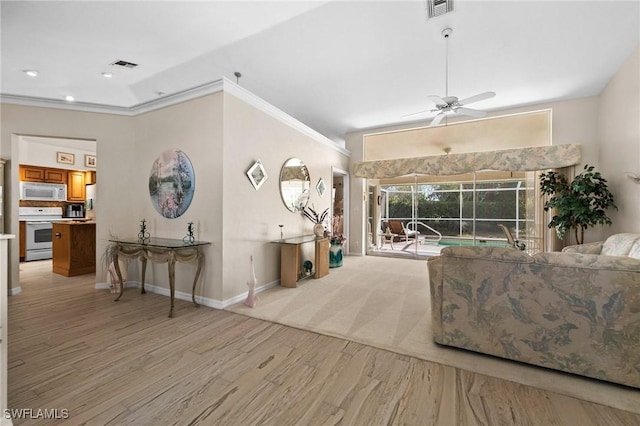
xmin=539 ymin=164 xmax=617 ymax=244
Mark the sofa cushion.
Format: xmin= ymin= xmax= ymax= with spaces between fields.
xmin=534 ymin=251 xmax=640 ymax=272
xmin=601 ymin=233 xmax=640 ymax=256
xmin=629 ymin=240 xmax=640 ymax=260
xmin=561 ymin=241 xmax=603 ymax=255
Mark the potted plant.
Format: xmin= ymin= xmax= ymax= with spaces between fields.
xmin=539 ymin=164 xmax=617 ymax=245
xmin=302 ymin=205 xmax=329 ymax=237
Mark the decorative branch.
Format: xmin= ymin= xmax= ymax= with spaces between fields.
xmin=302 ymin=205 xmax=329 ymax=224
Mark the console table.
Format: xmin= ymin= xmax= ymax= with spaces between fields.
xmin=108 ymin=238 xmax=210 ymax=318
xmin=273 ymin=235 xmax=329 ymax=287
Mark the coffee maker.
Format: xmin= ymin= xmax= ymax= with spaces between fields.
xmin=66 ymin=203 xmax=85 ymax=218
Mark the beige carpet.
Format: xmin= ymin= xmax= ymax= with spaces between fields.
xmin=227 ymin=255 xmax=639 ymax=414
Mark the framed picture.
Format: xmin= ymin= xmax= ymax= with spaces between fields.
xmin=246 ymin=160 xmax=268 ymax=191
xmin=85 ymin=154 xmax=96 ymax=168
xmin=56 ymin=152 xmax=75 ymax=165
xmin=149 ymin=149 xmax=195 ymax=219
xmin=316 ymin=178 xmax=326 ymax=197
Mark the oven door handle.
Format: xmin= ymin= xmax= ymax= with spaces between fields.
xmin=26 ymin=221 xmax=53 ymax=225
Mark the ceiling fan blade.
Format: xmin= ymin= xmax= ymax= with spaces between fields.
xmin=427 ymin=95 xmax=447 ymax=107
xmin=401 ymin=109 xmax=432 ymax=118
xmin=455 ymin=107 xmax=487 ymax=118
xmin=429 ymin=112 xmax=446 ymax=127
xmin=457 ymin=91 xmax=495 ymax=105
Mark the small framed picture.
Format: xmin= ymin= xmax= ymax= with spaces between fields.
xmin=246 ymin=160 xmax=268 ymax=190
xmin=57 ymin=152 xmax=75 ymax=165
xmin=316 ymin=178 xmax=326 ymax=197
xmin=85 ymin=154 xmax=96 ymax=168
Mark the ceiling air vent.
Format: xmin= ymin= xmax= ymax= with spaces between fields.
xmin=426 ymin=0 xmax=454 ymax=19
xmin=110 ymin=59 xmax=138 ymax=69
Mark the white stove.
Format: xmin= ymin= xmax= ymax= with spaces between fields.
xmin=19 ymin=207 xmax=64 ymax=261
xmin=19 ymin=207 xmax=64 ymax=222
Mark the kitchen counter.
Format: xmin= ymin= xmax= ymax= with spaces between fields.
xmin=52 ymin=222 xmax=96 ymax=276
xmin=53 ymin=219 xmax=96 ymax=224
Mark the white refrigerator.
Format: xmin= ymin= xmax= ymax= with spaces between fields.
xmin=85 ymin=183 xmax=96 ymax=220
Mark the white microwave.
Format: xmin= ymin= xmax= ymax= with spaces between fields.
xmin=20 ymin=182 xmax=67 ymax=201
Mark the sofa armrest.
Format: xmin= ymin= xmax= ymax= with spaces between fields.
xmin=561 ymin=241 xmax=603 ymax=255
xmin=427 ymin=256 xmax=444 ymax=342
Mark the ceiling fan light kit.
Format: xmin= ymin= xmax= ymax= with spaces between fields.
xmin=426 ymin=27 xmax=495 ymax=127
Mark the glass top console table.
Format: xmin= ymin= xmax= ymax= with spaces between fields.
xmin=108 ymin=238 xmax=210 ymax=317
xmin=272 ymin=235 xmax=329 ymax=287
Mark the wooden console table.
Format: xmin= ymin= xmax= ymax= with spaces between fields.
xmin=109 ymin=238 xmax=210 ymax=318
xmin=273 ymin=235 xmax=329 ymax=287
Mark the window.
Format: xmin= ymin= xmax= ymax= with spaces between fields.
xmin=380 ymin=175 xmax=534 ymax=244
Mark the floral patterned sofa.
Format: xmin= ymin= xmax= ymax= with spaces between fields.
xmin=427 ymin=233 xmax=640 ymax=388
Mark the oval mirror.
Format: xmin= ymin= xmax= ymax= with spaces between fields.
xmin=279 ymin=158 xmax=311 ymax=212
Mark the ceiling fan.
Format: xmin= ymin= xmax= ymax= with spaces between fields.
xmin=413 ymin=28 xmax=495 ymax=127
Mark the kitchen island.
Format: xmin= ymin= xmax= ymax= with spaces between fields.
xmin=52 ymin=221 xmax=96 ymax=276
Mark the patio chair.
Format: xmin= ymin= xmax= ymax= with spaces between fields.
xmin=385 ymin=220 xmax=420 ymax=242
xmin=498 ymin=224 xmax=526 ymax=251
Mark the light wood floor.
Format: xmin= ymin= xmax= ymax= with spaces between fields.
xmin=8 ymin=261 xmax=640 ymax=425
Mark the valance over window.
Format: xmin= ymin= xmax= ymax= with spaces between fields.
xmin=352 ymin=144 xmax=581 ymax=179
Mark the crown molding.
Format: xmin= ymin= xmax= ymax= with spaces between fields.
xmin=0 ymin=93 xmax=133 ymax=115
xmin=0 ymin=78 xmax=351 ymax=157
xmin=221 ymin=78 xmax=351 ymax=157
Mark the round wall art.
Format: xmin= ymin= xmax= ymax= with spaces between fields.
xmin=149 ymin=149 xmax=195 ymax=219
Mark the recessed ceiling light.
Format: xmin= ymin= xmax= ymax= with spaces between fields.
xmin=23 ymin=70 xmax=39 ymax=77
xmin=101 ymin=72 xmax=113 ymax=78
xmin=64 ymin=95 xmax=75 ymax=102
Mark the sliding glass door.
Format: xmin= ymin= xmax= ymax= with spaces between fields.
xmin=374 ymin=172 xmax=539 ymax=257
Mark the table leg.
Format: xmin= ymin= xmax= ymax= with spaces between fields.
xmin=113 ymin=251 xmax=125 ymax=302
xmin=191 ymin=251 xmax=203 ymax=308
xmin=140 ymin=255 xmax=147 ymax=294
xmin=168 ymin=257 xmax=176 ymax=318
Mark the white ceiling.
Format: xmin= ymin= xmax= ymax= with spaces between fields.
xmin=2 ymin=1 xmax=639 ymax=145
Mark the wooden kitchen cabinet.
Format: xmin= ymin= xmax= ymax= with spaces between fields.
xmin=20 ymin=165 xmax=45 ymax=182
xmin=44 ymin=169 xmax=67 ymax=184
xmin=67 ymin=171 xmax=85 ymax=201
xmin=52 ymin=222 xmax=95 ymax=276
xmin=19 ymin=221 xmax=25 ymax=261
xmin=20 ymin=165 xmax=67 ymax=184
xmin=85 ymin=171 xmax=96 ymax=184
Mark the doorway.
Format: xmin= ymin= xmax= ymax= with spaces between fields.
xmin=332 ymin=167 xmax=348 ymax=254
xmin=12 ymin=135 xmax=98 ymax=293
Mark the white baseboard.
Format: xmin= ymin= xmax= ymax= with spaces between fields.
xmin=94 ymin=279 xmax=280 ymax=309
xmin=219 ymin=280 xmax=280 ymax=308
xmin=8 ymin=286 xmax=21 ymax=296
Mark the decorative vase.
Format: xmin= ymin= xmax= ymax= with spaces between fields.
xmin=329 ymin=241 xmax=343 ymax=268
xmin=313 ymin=223 xmax=324 ymax=238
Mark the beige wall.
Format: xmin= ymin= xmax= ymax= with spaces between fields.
xmin=128 ymin=93 xmax=224 ymax=301
xmin=364 ymin=110 xmax=552 ymax=160
xmin=222 ymin=92 xmax=350 ymax=300
xmin=598 ymin=45 xmax=640 ymax=236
